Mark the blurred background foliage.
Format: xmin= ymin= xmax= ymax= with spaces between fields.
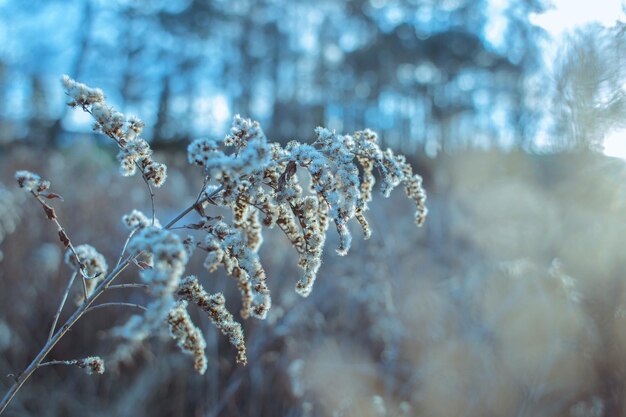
xmin=4 ymin=1 xmax=626 ymax=416
xmin=0 ymin=0 xmax=554 ymax=154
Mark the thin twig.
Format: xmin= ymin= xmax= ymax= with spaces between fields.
xmin=164 ymin=185 xmax=224 ymax=229
xmin=115 ymin=229 xmax=137 ymax=269
xmin=107 ymin=283 xmax=150 ymax=290
xmin=47 ymin=270 xmax=78 ymax=342
xmin=37 ymin=360 xmax=73 ymax=369
xmin=0 ymin=185 xmax=228 ymax=414
xmin=31 ymin=192 xmax=89 ymax=301
xmin=0 ymin=255 xmax=133 ymax=414
xmin=84 ymin=302 xmax=147 ymax=315
xmin=82 ymin=106 xmax=157 ymax=223
xmin=0 ymin=157 xmax=294 ymax=414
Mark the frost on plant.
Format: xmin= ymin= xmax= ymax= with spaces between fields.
xmin=65 ymin=244 xmax=108 ymax=300
xmin=178 ymin=276 xmax=247 ymax=365
xmin=122 ymin=209 xmax=161 ymax=230
xmin=0 ymin=76 xmax=429 ymax=413
xmin=64 ymin=244 xmax=108 ymax=279
xmin=15 ymin=171 xmax=49 ymax=193
xmin=166 ymin=300 xmax=207 ymax=375
xmin=113 ymin=226 xmax=188 ymax=343
xmin=62 ymin=75 xmax=166 ymax=188
xmin=186 ymin=117 xmax=428 ymax=300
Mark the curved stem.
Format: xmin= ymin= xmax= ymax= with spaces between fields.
xmin=0 ymin=188 xmax=216 ymax=414
xmin=37 ymin=360 xmax=73 ymax=369
xmin=115 ymin=229 xmax=137 ymax=269
xmin=84 ymin=302 xmax=146 ymax=315
xmin=47 ymin=270 xmax=78 ymax=342
xmin=31 ymin=192 xmax=90 ymax=300
xmin=0 ymin=157 xmax=289 ymax=414
xmin=107 ymin=283 xmax=149 ymax=290
xmin=0 ymin=258 xmax=132 ymax=414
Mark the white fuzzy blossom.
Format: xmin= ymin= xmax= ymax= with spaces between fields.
xmin=48 ymin=357 xmax=106 ymax=375
xmin=122 ymin=209 xmax=160 ymax=230
xmin=63 ymin=357 xmax=105 ymax=375
xmin=127 ymin=226 xmax=187 ymax=293
xmin=198 ymin=220 xmax=271 ymax=319
xmin=61 ymin=75 xmax=104 ymax=107
xmin=166 ymin=300 xmax=207 ymax=374
xmin=185 ymin=116 xmax=428 ymax=309
xmin=62 ymin=75 xmax=167 ymax=187
xmin=178 ymin=276 xmax=247 ymax=365
xmin=64 ymin=244 xmax=108 ymax=278
xmin=187 ymin=115 xmax=270 ymax=181
xmin=64 ymin=244 xmax=108 ymax=301
xmin=113 ymin=227 xmax=188 ymax=343
xmin=14 ymin=170 xmax=50 ymax=193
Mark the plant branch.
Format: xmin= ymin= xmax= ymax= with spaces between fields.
xmin=47 ymin=270 xmax=78 ymax=342
xmin=84 ymin=302 xmax=147 ymax=315
xmin=0 ymin=187 xmax=220 ymax=414
xmin=31 ymin=192 xmax=89 ymax=300
xmin=107 ymin=283 xmax=150 ymax=290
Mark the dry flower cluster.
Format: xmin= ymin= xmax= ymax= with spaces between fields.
xmin=0 ymin=76 xmax=427 ymax=415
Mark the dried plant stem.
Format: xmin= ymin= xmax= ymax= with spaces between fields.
xmin=115 ymin=229 xmax=137 ymax=269
xmin=31 ymin=192 xmax=89 ymax=300
xmin=37 ymin=360 xmax=76 ymax=369
xmin=165 ymin=185 xmax=224 ymax=229
xmin=107 ymin=283 xmax=150 ymax=290
xmin=47 ymin=270 xmax=78 ymax=342
xmin=81 ymin=105 xmax=157 ymax=224
xmin=84 ymin=302 xmax=147 ymax=314
xmin=0 ymin=257 xmax=132 ymax=415
xmin=0 ymin=186 xmax=224 ymax=415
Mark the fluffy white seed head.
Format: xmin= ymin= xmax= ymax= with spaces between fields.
xmin=64 ymin=244 xmax=108 ymax=279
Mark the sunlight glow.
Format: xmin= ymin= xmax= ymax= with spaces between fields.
xmin=531 ymin=0 xmax=623 ymax=36
xmin=602 ymin=129 xmax=626 ymax=159
xmin=531 ymin=0 xmax=626 ymax=158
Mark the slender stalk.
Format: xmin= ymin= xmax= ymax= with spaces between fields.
xmin=1 ymin=159 xmax=285 ymax=414
xmin=0 ymin=188 xmax=215 ymax=414
xmin=0 ymin=257 xmax=132 ymax=414
xmin=47 ymin=270 xmax=78 ymax=342
xmin=37 ymin=360 xmax=74 ymax=369
xmin=115 ymin=229 xmax=137 ymax=269
xmin=84 ymin=302 xmax=147 ymax=315
xmin=31 ymin=192 xmax=89 ymax=300
xmin=81 ymin=105 xmax=157 ymax=223
xmin=107 ymin=283 xmax=149 ymax=290
xmin=163 ymin=185 xmax=223 ymax=229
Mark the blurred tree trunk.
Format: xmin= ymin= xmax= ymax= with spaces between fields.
xmin=49 ymin=0 xmax=93 ymax=147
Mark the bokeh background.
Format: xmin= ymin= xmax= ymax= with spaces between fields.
xmin=3 ymin=0 xmax=626 ymax=416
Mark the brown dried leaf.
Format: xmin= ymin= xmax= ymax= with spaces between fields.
xmin=58 ymin=229 xmax=70 ymax=247
xmin=186 ymin=221 xmax=206 ymax=230
xmin=278 ymin=161 xmax=297 ymax=190
xmin=134 ymin=260 xmax=152 ymax=270
xmin=42 ymin=204 xmax=56 ymax=220
xmin=194 ymin=201 xmax=207 ymax=217
xmin=44 ymin=193 xmax=64 ymax=201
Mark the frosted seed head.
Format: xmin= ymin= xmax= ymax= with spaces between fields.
xmin=143 ymin=160 xmax=167 ymax=188
xmin=187 ymin=138 xmax=221 ymax=167
xmin=167 ymin=300 xmax=208 ymax=374
xmin=122 ymin=209 xmax=159 ymax=230
xmin=64 ymin=244 xmax=108 ymax=279
xmin=15 ymin=170 xmax=42 ymax=192
xmin=76 ymin=356 xmax=105 ymax=375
